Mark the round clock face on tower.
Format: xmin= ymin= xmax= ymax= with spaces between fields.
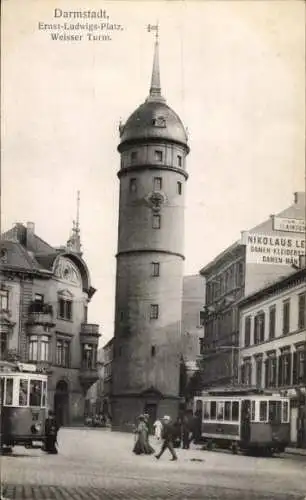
xmin=145 ymin=191 xmax=167 ymax=212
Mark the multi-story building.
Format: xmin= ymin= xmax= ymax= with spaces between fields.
xmin=0 ymin=221 xmax=100 ymax=425
xmin=102 ymin=338 xmax=113 ymax=418
xmin=111 ymin=32 xmax=189 ymax=430
xmin=200 ymin=192 xmax=305 ymax=387
xmin=181 ymin=275 xmax=205 ymax=363
xmin=238 ymin=266 xmax=306 ymax=448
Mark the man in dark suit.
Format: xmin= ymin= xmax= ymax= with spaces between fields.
xmin=155 ymin=415 xmax=178 ymax=461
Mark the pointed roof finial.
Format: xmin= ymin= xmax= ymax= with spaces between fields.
xmin=146 ymin=22 xmax=165 ymax=102
xmin=66 ymin=190 xmax=82 ymax=255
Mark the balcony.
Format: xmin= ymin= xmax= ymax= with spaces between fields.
xmin=79 ymin=366 xmax=99 ymax=391
xmin=80 ymin=323 xmax=100 ymax=345
xmin=27 ymin=303 xmax=55 ymax=326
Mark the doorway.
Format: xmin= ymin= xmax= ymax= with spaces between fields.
xmin=54 ymin=380 xmax=69 ymax=427
xmin=144 ymin=403 xmax=157 ymax=434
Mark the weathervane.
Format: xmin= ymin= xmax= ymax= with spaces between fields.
xmin=147 ymin=22 xmax=159 ymax=41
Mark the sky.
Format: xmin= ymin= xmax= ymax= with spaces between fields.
xmin=2 ymin=0 xmax=305 ymax=346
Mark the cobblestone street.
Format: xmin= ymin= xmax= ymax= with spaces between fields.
xmin=1 ymin=428 xmax=306 ymax=499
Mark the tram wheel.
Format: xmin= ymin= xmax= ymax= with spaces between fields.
xmin=231 ymin=442 xmax=238 ymax=454
xmin=206 ymin=440 xmax=213 ymax=451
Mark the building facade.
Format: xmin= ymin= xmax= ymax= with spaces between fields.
xmin=200 ymin=192 xmax=305 ymax=388
xmin=0 ymin=222 xmax=100 ymax=425
xmin=181 ymin=274 xmax=205 ymax=363
xmin=239 ymin=267 xmax=306 ymax=448
xmin=111 ymin=34 xmax=190 ymax=430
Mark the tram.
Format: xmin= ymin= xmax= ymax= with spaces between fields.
xmin=0 ymin=360 xmax=48 ymax=451
xmin=193 ymin=388 xmax=290 ymax=456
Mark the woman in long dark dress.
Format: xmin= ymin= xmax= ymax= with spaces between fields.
xmin=133 ymin=415 xmax=154 ymax=455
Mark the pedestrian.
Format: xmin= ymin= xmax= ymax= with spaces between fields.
xmin=133 ymin=415 xmax=154 ymax=455
xmin=144 ymin=413 xmax=155 ymax=454
xmin=44 ymin=410 xmax=59 ymax=454
xmin=181 ymin=414 xmax=191 ymax=449
xmin=153 ymin=418 xmax=163 ymax=440
xmin=155 ymin=415 xmax=178 ymax=461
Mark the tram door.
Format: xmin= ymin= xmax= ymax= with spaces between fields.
xmin=241 ymin=399 xmax=251 ymax=443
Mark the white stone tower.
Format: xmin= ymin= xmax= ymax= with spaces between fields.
xmin=111 ymin=30 xmax=189 ymax=431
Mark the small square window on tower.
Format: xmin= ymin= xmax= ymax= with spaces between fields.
xmin=130 ymin=151 xmax=138 ymax=162
xmin=152 ymin=214 xmax=161 ymax=229
xmin=154 ymin=150 xmax=163 ymax=162
xmin=154 ymin=177 xmax=162 ymax=191
xmin=151 ymin=262 xmax=160 ymax=277
xmin=177 ymin=181 xmax=182 ymax=195
xmin=129 ymin=178 xmax=137 ymax=193
xmin=150 ymin=304 xmax=159 ymax=320
xmin=177 ymin=155 xmax=182 ymax=167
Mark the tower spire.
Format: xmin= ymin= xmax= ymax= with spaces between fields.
xmin=146 ymin=23 xmax=165 ymax=103
xmin=66 ymin=190 xmax=82 ymax=255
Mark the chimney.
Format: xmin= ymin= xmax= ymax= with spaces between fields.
xmin=26 ymin=222 xmax=35 ymax=250
xmin=294 ymin=192 xmax=305 ymax=205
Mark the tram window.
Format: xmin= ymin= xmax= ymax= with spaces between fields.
xmin=217 ymin=402 xmax=224 ymax=420
xmin=224 ymin=401 xmax=231 ymax=420
xmin=282 ymin=401 xmax=289 ymax=423
xmin=5 ymin=378 xmax=13 ymax=405
xmin=210 ymin=401 xmax=217 ymax=420
xmin=29 ymin=380 xmax=42 ymax=406
xmin=195 ymin=399 xmax=203 ymax=416
xmin=269 ymin=401 xmax=281 ymax=422
xmin=232 ymin=402 xmax=239 ymax=421
xmin=42 ymin=381 xmax=47 ymax=407
xmin=19 ymin=379 xmax=29 ymax=406
xmin=203 ymin=401 xmax=210 ymax=419
xmin=251 ymin=401 xmax=256 ymax=421
xmin=259 ymin=401 xmax=267 ymax=421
